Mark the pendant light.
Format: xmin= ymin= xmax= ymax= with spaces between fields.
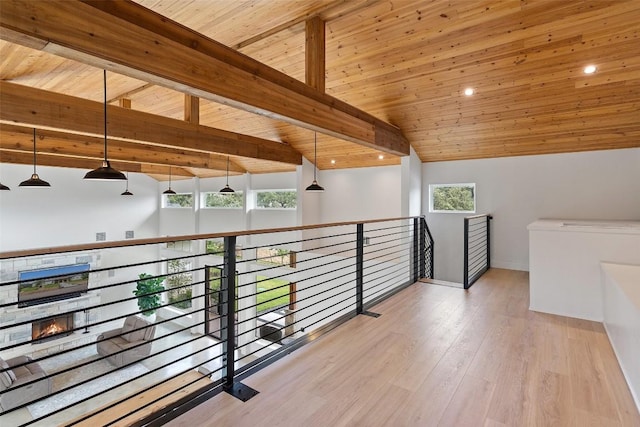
xmin=219 ymin=156 xmax=235 ymax=193
xmin=0 ymin=183 xmax=9 ymax=190
xmin=19 ymin=128 xmax=51 ymax=188
xmin=121 ymin=172 xmax=133 ymax=196
xmin=305 ymin=132 xmax=324 ymax=192
xmin=84 ymin=70 xmax=126 ymax=181
xmin=163 ymin=166 xmax=176 ymax=194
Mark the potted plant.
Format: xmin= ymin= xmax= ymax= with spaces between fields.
xmin=133 ymin=273 xmax=165 ymax=318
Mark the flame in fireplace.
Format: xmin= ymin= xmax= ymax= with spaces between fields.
xmin=39 ymin=322 xmax=64 ymax=338
xmin=33 ymin=315 xmax=74 ymax=341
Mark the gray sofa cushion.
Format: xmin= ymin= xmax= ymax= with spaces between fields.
xmin=0 ymin=357 xmax=12 ymax=390
xmin=121 ymin=316 xmax=150 ymax=343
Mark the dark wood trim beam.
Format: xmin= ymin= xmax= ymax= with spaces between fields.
xmin=0 ymin=0 xmax=409 ymax=156
xmin=0 ymin=81 xmax=302 ymax=165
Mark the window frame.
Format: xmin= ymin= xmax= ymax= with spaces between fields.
xmin=201 ymin=191 xmax=244 ymax=209
xmin=428 ymin=183 xmax=476 ymax=214
xmin=254 ymin=189 xmax=297 ymax=210
xmin=162 ymin=192 xmax=194 ymax=209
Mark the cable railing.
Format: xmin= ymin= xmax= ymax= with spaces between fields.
xmin=463 ymin=214 xmax=493 ymax=289
xmin=0 ymin=216 xmax=434 ymax=426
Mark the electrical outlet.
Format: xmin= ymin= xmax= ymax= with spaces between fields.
xmin=96 ymin=232 xmax=106 ymax=241
xmin=125 ymin=230 xmax=134 ymax=239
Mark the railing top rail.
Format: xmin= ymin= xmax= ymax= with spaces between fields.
xmin=0 ymin=215 xmax=425 ymax=260
xmin=464 ymin=214 xmax=493 ymax=220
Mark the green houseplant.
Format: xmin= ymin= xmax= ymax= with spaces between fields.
xmin=133 ymin=273 xmax=165 ymax=316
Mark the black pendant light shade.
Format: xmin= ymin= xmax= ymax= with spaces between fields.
xmin=305 ymin=180 xmax=324 ymax=192
xmin=163 ymin=167 xmax=176 ymax=194
xmin=19 ymin=128 xmax=51 ymax=188
xmin=0 ymin=183 xmax=9 ymax=191
xmin=305 ymin=132 xmax=324 ymax=192
xmin=84 ymin=160 xmax=126 ymax=181
xmin=121 ymin=172 xmax=133 ymax=196
xmin=84 ymin=70 xmax=126 ymax=181
xmin=219 ymin=156 xmax=235 ymax=193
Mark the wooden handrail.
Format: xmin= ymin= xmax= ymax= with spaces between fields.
xmin=0 ymin=216 xmax=424 ymax=260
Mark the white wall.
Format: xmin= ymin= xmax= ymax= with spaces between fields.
xmin=423 ymin=148 xmax=640 ymax=283
xmin=319 ymin=165 xmax=402 ymax=223
xmin=0 ymin=164 xmax=160 ymax=252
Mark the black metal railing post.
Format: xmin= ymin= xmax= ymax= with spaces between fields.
xmin=419 ymin=217 xmax=426 ymax=279
xmin=412 ymin=217 xmax=419 ymax=282
xmin=221 ymin=235 xmax=236 ymax=387
xmin=221 ymin=237 xmax=259 ymax=401
xmin=356 ymin=223 xmax=364 ymax=314
xmin=486 ymin=215 xmax=492 ymax=269
xmin=463 ymin=217 xmax=470 ymax=289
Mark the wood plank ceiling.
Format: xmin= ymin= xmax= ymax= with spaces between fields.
xmin=1 ymin=0 xmax=639 ymax=181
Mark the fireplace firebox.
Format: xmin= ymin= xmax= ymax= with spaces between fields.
xmin=32 ymin=314 xmax=74 ymax=342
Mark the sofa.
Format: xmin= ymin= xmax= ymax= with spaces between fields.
xmin=0 ymin=355 xmax=52 ymax=412
xmin=96 ymin=315 xmax=156 ymax=367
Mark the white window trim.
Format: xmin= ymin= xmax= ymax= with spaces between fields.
xmin=429 ymin=183 xmax=476 ymax=214
xmin=200 ymin=191 xmax=244 ymax=209
xmin=254 ymin=189 xmax=297 ymax=210
xmin=162 ymin=192 xmax=194 ymax=209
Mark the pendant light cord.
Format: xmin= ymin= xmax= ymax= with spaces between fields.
xmin=32 ymin=128 xmax=37 ymax=174
xmin=226 ymin=156 xmax=230 ymax=185
xmin=313 ymin=133 xmax=317 ymax=180
xmin=103 ymin=69 xmax=108 ymax=162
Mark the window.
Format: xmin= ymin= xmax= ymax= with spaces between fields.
xmin=166 ymin=240 xmax=192 ymax=252
xmin=256 ymin=275 xmax=293 ymax=314
xmin=163 ymin=193 xmax=193 ymax=208
xmin=205 ymin=239 xmax=243 ymax=259
xmin=208 ymin=267 xmax=238 ymax=312
xmin=166 ymin=259 xmax=193 ymax=310
xmin=429 ymin=183 xmax=476 ymax=213
xmin=257 ymin=247 xmax=296 ymax=268
xmin=256 ymin=190 xmax=297 ymax=209
xmin=202 ymin=191 xmax=243 ymax=208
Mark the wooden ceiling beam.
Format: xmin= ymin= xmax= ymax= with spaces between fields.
xmin=0 ymin=149 xmax=196 ymax=178
xmin=184 ymin=94 xmax=199 ymax=125
xmin=0 ymin=123 xmax=245 ymax=172
xmin=305 ymin=16 xmax=325 ymax=93
xmin=0 ymin=0 xmax=409 ymax=156
xmin=0 ymin=81 xmax=301 ymax=165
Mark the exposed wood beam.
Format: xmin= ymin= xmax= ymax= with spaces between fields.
xmin=306 ymin=17 xmax=326 ymax=93
xmin=0 ymin=81 xmax=302 ymax=165
xmin=184 ymin=94 xmax=199 ymax=125
xmin=0 ymin=124 xmax=244 ymax=172
xmin=0 ymin=0 xmax=409 ymax=156
xmin=0 ymin=149 xmax=142 ymax=174
xmin=108 ymin=82 xmax=154 ymax=103
xmin=232 ymin=0 xmax=377 ymax=50
xmin=0 ymin=149 xmax=195 ymax=178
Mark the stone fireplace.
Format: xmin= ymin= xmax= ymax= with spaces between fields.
xmin=32 ymin=314 xmax=74 ymax=342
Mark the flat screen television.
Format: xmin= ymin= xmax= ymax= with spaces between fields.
xmin=18 ymin=263 xmax=90 ymax=307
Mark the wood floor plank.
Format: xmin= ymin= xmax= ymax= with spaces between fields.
xmin=165 ymin=269 xmax=640 ymax=427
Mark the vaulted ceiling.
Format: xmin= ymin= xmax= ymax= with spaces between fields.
xmin=1 ymin=0 xmax=639 ymax=182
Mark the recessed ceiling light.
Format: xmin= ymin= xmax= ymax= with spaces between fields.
xmin=583 ymin=65 xmax=597 ymax=74
xmin=330 ymin=159 xmax=336 ymax=165
xmin=378 ymin=154 xmax=384 ymax=160
xmin=464 ymin=88 xmax=474 ymax=96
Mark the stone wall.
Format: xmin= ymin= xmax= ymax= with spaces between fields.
xmin=0 ymin=252 xmax=102 ymax=358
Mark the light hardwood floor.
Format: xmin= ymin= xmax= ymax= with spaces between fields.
xmin=166 ymin=269 xmax=640 ymax=426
